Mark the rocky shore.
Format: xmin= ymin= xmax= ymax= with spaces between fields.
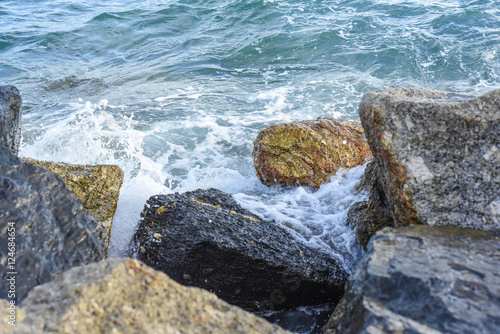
xmin=1 ymin=85 xmax=499 ymax=333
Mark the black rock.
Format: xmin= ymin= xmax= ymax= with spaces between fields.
xmin=129 ymin=188 xmax=346 ymax=312
xmin=0 ymin=145 xmax=106 ymax=303
xmin=0 ymin=85 xmax=22 ymax=155
xmin=336 ymin=226 xmax=500 ymax=333
xmin=346 ymin=161 xmax=394 ymax=249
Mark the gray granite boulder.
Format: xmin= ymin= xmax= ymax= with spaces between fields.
xmin=129 ymin=188 xmax=346 ymax=312
xmin=0 ymin=86 xmax=22 ymax=155
xmin=359 ymin=88 xmax=500 ymax=229
xmin=1 ymin=258 xmax=291 ymax=334
xmin=335 ymin=226 xmax=500 ymax=333
xmin=0 ymin=145 xmax=106 ymax=303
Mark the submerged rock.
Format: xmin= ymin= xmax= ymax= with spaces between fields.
xmin=0 ymin=146 xmax=105 ymax=303
xmin=336 ymin=226 xmax=500 ymax=333
xmin=0 ymin=85 xmax=22 ymax=155
xmin=359 ymin=88 xmax=500 ymax=229
xmin=6 ymin=258 xmax=291 ymax=334
xmin=253 ymin=118 xmax=372 ymax=188
xmin=23 ymin=158 xmax=124 ymax=249
xmin=346 ymin=161 xmax=394 ymax=249
xmin=129 ymin=188 xmax=346 ymax=312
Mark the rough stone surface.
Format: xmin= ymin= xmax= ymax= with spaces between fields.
xmin=337 ymin=226 xmax=500 ymax=334
xmin=346 ymin=161 xmax=394 ymax=249
xmin=23 ymin=158 xmax=124 ymax=248
xmin=322 ymin=296 xmax=346 ymax=334
xmin=359 ymin=88 xmax=500 ymax=229
xmin=253 ymin=118 xmax=372 ymax=188
xmin=7 ymin=258 xmax=291 ymax=334
xmin=0 ymin=86 xmax=22 ymax=155
xmin=0 ymin=146 xmax=106 ymax=303
xmin=129 ymin=188 xmax=346 ymax=312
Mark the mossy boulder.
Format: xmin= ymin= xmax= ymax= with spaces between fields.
xmin=23 ymin=159 xmax=124 ymax=248
xmin=253 ymin=118 xmax=372 ymax=188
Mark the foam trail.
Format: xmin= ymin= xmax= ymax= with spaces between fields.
xmin=234 ymin=164 xmax=367 ymax=273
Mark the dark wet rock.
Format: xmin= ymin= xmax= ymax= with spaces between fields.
xmin=253 ymin=118 xmax=372 ymax=188
xmin=0 ymin=145 xmax=106 ymax=303
xmin=0 ymin=86 xmax=22 ymax=155
xmin=129 ymin=188 xmax=347 ymax=312
xmin=322 ymin=296 xmax=346 ymax=334
xmin=346 ymin=161 xmax=394 ymax=249
xmin=336 ymin=226 xmax=500 ymax=334
xmin=359 ymin=88 xmax=500 ymax=229
xmin=3 ymin=258 xmax=291 ymax=334
xmin=23 ymin=158 xmax=124 ymax=251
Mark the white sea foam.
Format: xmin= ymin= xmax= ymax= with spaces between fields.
xmin=20 ymin=94 xmax=367 ymax=268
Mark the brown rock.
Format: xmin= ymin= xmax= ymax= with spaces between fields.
xmin=253 ymin=118 xmax=372 ymax=188
xmin=8 ymin=258 xmax=291 ymax=334
xmin=22 ymin=159 xmax=124 ymax=248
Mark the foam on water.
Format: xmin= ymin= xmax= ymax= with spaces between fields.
xmin=19 ymin=92 xmax=366 ymax=271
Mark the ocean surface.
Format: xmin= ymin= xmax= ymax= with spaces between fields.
xmin=1 ymin=0 xmax=499 ymax=332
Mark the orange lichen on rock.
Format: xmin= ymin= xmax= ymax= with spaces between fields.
xmin=253 ymin=118 xmax=372 ymax=188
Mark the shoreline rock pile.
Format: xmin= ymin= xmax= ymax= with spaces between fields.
xmin=1 ymin=84 xmax=499 ymax=333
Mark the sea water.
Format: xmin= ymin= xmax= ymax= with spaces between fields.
xmin=1 ymin=0 xmax=499 ymax=332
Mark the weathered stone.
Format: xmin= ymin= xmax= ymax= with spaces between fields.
xmin=322 ymin=296 xmax=346 ymax=334
xmin=337 ymin=226 xmax=500 ymax=334
xmin=0 ymin=86 xmax=22 ymax=155
xmin=346 ymin=161 xmax=394 ymax=249
xmin=0 ymin=146 xmax=105 ymax=303
xmin=23 ymin=158 xmax=124 ymax=249
xmin=10 ymin=258 xmax=291 ymax=334
xmin=0 ymin=299 xmax=31 ymax=334
xmin=359 ymin=88 xmax=500 ymax=229
xmin=129 ymin=188 xmax=346 ymax=312
xmin=253 ymin=118 xmax=372 ymax=188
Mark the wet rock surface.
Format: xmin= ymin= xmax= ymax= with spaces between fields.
xmin=3 ymin=258 xmax=291 ymax=334
xmin=359 ymin=88 xmax=500 ymax=229
xmin=23 ymin=158 xmax=124 ymax=249
xmin=253 ymin=118 xmax=372 ymax=188
xmin=129 ymin=188 xmax=347 ymax=312
xmin=336 ymin=226 xmax=500 ymax=334
xmin=346 ymin=161 xmax=394 ymax=249
xmin=0 ymin=86 xmax=22 ymax=155
xmin=0 ymin=145 xmax=106 ymax=303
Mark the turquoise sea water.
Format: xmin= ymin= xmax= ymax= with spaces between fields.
xmin=1 ymin=0 xmax=499 ymax=332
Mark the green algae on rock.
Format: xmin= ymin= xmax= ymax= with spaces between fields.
xmin=253 ymin=118 xmax=372 ymax=189
xmin=7 ymin=258 xmax=291 ymax=334
xmin=23 ymin=159 xmax=124 ymax=248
